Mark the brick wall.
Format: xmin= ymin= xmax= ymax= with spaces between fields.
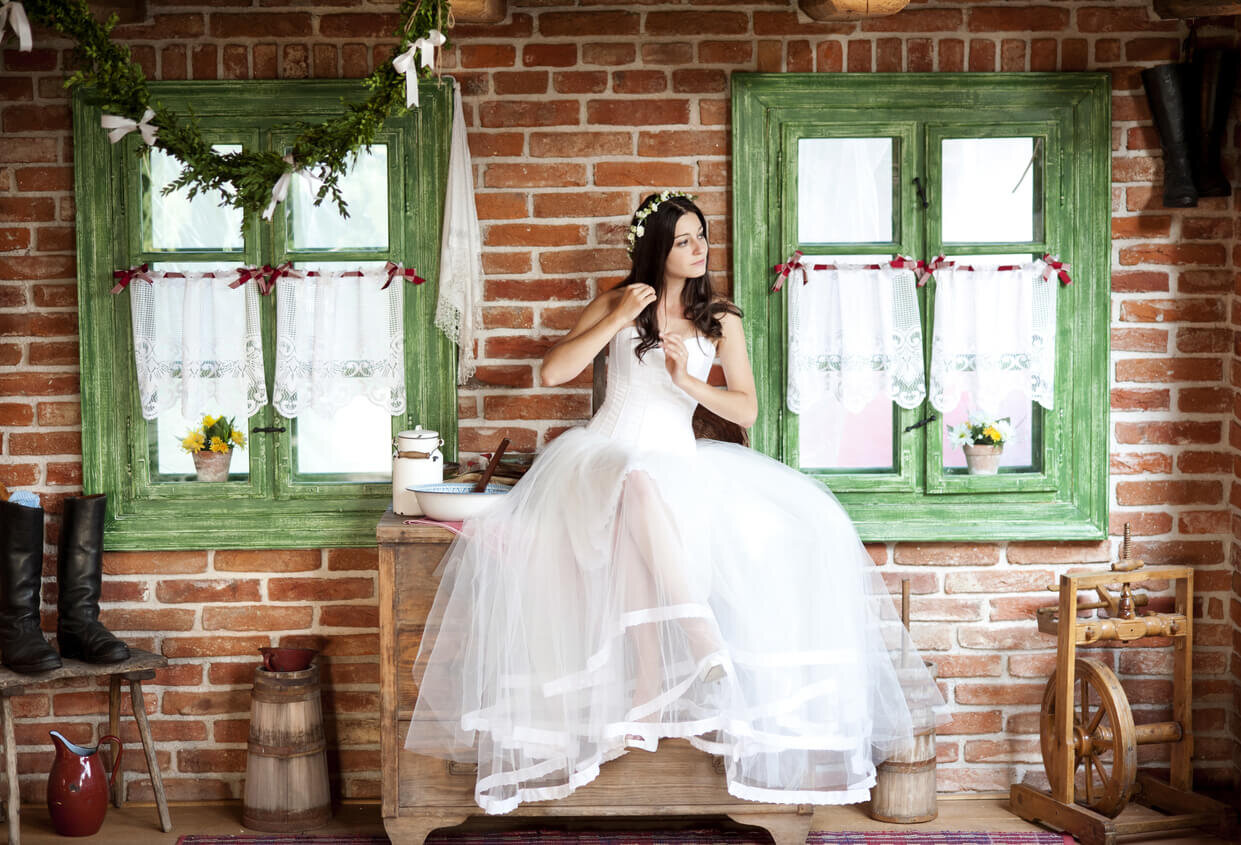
xmin=1 ymin=0 xmax=1239 ymax=802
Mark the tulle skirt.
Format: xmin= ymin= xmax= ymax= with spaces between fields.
xmin=405 ymin=428 xmax=944 ymax=815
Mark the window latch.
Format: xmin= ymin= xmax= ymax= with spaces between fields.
xmin=902 ymin=414 xmax=937 ymax=433
xmin=913 ymin=176 xmax=929 ymax=210
xmin=252 ymin=426 xmax=287 ymax=434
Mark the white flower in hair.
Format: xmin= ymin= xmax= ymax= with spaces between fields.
xmin=625 ymin=191 xmax=696 ymax=257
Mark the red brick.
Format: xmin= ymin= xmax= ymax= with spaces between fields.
xmin=319 ymin=605 xmax=379 ymax=628
xmin=893 ymin=544 xmax=1000 ymax=566
xmin=326 ymin=548 xmax=377 ymax=572
xmin=1006 ymin=541 xmax=1111 ymax=565
xmin=203 ymin=605 xmax=313 ymax=631
xmin=482 ymin=253 xmax=532 ymax=275
xmin=1177 ymin=450 xmax=1230 ymax=474
xmin=28 ymin=342 xmax=77 ymax=366
xmin=1110 ymin=329 xmax=1167 ymax=354
xmin=540 ymin=11 xmax=638 ymax=37
xmin=968 ymin=39 xmax=996 ymax=72
xmin=1115 ymin=480 xmax=1222 ymax=506
xmin=211 ymin=12 xmax=311 ymax=38
xmin=214 ymin=549 xmax=320 ymax=572
xmin=0 ymin=403 xmax=33 ymax=426
xmin=1115 ymin=358 xmax=1221 ymax=383
xmin=938 ymin=39 xmax=964 ymax=72
xmin=492 ymin=72 xmax=547 ymax=96
xmin=944 ymin=570 xmax=1056 ymax=593
xmin=0 ymin=373 xmax=77 ymax=396
xmin=613 ymin=70 xmax=666 ymax=95
xmin=268 ymin=577 xmax=373 ymax=602
xmin=582 ymin=43 xmax=635 ymax=66
xmin=479 ymin=100 xmax=579 ymax=129
xmin=486 ymin=223 xmax=587 ymax=248
xmin=595 ymin=161 xmax=694 ymax=187
xmin=1111 ymin=215 xmax=1171 ymax=239
xmin=460 ymin=44 xmax=516 ymax=69
xmin=816 ymin=41 xmax=843 ymax=72
xmin=0 ymin=228 xmax=29 ymax=251
xmin=1111 ymin=271 xmax=1169 ymax=293
xmin=129 ymin=778 xmax=232 ymax=802
xmin=481 ymin=308 xmax=533 ymax=330
xmin=0 ymin=197 xmax=54 ymax=222
xmin=484 ymin=163 xmax=586 ymax=188
xmin=1183 ymin=216 xmax=1231 ymax=240
xmin=989 ymin=596 xmax=1059 ymax=623
xmin=1119 ymin=243 xmax=1227 ymax=266
xmin=847 ymin=39 xmax=873 ymax=73
xmin=253 ymin=43 xmax=277 ymax=78
xmin=699 ymin=41 xmax=752 ymax=64
xmin=459 ymin=427 xmax=537 ymax=453
xmin=475 ymin=193 xmax=527 ymax=220
xmin=453 ymin=14 xmax=534 ymax=40
xmin=32 ymin=284 xmax=75 ymax=307
xmin=637 ymin=130 xmax=728 ymax=158
xmin=9 ymin=432 xmax=80 ymax=456
xmin=1120 ymin=298 xmax=1224 ymax=323
xmin=104 ymin=552 xmax=205 ymax=576
xmin=100 ymin=608 xmax=195 ymax=632
xmin=907 ymin=39 xmax=933 ymax=72
xmin=1178 ymin=270 xmax=1232 ymax=293
xmin=1114 ymin=421 xmax=1220 ymax=445
xmin=533 ymin=191 xmax=631 ymax=219
xmin=1112 ymin=388 xmax=1171 ymax=412
xmin=3 ymin=105 xmax=71 ymax=134
xmin=955 ymin=683 xmax=1046 ymax=705
xmin=1179 ymin=510 xmax=1230 ymax=535
xmin=969 ymin=7 xmax=1069 ymax=31
xmin=645 ymin=11 xmax=747 ymax=36
xmin=642 ymin=43 xmax=694 ymax=65
xmin=45 ymin=463 xmax=81 ymax=486
xmin=523 ymin=44 xmax=577 ymax=68
xmin=1178 ymin=386 xmax=1231 ymax=413
xmin=1176 ymin=328 xmax=1230 ymax=355
xmin=553 ymin=71 xmax=607 ymax=94
xmin=673 ymin=69 xmax=727 ymax=94
xmin=1131 ymin=540 xmax=1224 ymax=566
xmin=156 ymin=579 xmax=261 ymax=604
xmin=15 ymin=166 xmax=73 ymax=193
xmin=484 ymin=395 xmax=590 ymax=421
xmin=162 ymin=690 xmax=250 ymax=716
xmin=1030 ymin=39 xmax=1057 ymax=71
xmin=938 ymin=710 xmax=1003 ymax=735
xmin=161 ymin=636 xmax=270 ymax=659
xmin=587 ymin=99 xmax=690 ymax=127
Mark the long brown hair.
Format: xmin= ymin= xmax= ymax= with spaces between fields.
xmin=617 ymin=194 xmax=741 ymax=361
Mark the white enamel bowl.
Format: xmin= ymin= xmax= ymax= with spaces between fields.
xmin=411 ymin=482 xmax=510 ymax=522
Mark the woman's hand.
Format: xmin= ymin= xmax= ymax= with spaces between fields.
xmin=613 ymin=284 xmax=656 ymax=324
xmin=661 ymin=333 xmax=691 ymax=387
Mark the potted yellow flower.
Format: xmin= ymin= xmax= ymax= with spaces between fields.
xmin=948 ymin=411 xmax=1014 ymax=475
xmin=180 ymin=414 xmax=246 ymax=481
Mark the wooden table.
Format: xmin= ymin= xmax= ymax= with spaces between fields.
xmin=0 ymin=648 xmax=173 ymax=845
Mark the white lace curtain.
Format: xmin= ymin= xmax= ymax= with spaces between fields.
xmin=787 ymin=264 xmax=926 ymax=414
xmin=272 ymin=268 xmax=406 ymax=417
xmin=129 ymin=271 xmax=267 ymax=421
xmin=928 ymin=260 xmax=1057 ymax=415
xmin=437 ymin=81 xmax=483 ymax=384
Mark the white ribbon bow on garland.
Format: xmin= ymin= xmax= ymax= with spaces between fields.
xmin=0 ymin=1 xmax=32 ymax=52
xmin=100 ymin=107 xmax=158 ymax=145
xmin=391 ymin=28 xmax=445 ymax=108
xmin=262 ymin=154 xmax=326 ymax=221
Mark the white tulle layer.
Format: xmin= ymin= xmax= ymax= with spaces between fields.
xmin=405 ymin=428 xmax=945 ymax=815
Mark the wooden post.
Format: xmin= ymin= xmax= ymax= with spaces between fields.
xmin=1052 ymin=572 xmax=1078 ymax=805
xmin=127 ymin=675 xmax=172 ymax=832
xmin=108 ymin=675 xmax=122 ymax=808
xmin=2 ymin=693 xmax=20 ymax=845
xmin=1170 ymin=571 xmax=1192 ymax=792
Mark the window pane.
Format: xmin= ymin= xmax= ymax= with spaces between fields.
xmin=941 ymin=137 xmax=1041 ymax=243
xmin=293 ymin=395 xmax=392 ymax=480
xmin=287 ymin=145 xmax=389 ymax=251
xmin=150 ymin=404 xmax=252 ymax=481
xmin=940 ymin=393 xmax=1037 ymax=472
xmin=144 ymin=145 xmax=244 ymax=251
xmin=798 ymin=138 xmax=894 ymax=243
xmin=799 ymin=394 xmax=895 ymax=471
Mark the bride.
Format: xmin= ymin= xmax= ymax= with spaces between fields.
xmin=405 ymin=191 xmax=944 ymax=815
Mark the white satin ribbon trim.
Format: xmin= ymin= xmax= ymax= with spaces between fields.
xmin=101 ymin=108 xmax=158 ymax=145
xmin=0 ymin=1 xmax=32 ymax=53
xmin=392 ymin=28 xmax=444 ymax=108
xmin=262 ymin=154 xmax=325 ymax=221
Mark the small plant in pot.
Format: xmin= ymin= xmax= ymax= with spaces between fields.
xmin=180 ymin=414 xmax=246 ymax=481
xmin=948 ymin=411 xmax=1013 ymax=476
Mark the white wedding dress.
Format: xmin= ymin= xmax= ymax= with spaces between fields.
xmin=405 ymin=324 xmax=945 ymax=815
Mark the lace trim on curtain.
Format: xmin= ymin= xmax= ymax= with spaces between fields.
xmin=437 ymin=81 xmax=483 ymax=383
xmin=787 ymin=264 xmax=926 ymax=414
xmin=272 ymin=267 xmax=406 ymax=417
xmin=128 ymin=271 xmax=267 ymax=421
xmin=928 ymin=258 xmax=1057 ymax=415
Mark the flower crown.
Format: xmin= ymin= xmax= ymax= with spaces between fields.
xmin=625 ymin=191 xmax=697 ymax=257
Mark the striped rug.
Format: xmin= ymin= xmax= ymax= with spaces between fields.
xmin=177 ymin=832 xmax=1073 ymax=844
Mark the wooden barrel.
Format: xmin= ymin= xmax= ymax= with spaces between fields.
xmin=243 ymin=664 xmax=331 ymax=831
xmin=870 ymin=660 xmax=938 ymax=824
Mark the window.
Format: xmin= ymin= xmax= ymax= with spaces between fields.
xmin=74 ymin=81 xmax=456 ymax=549
xmin=732 ymin=74 xmax=1109 ymax=541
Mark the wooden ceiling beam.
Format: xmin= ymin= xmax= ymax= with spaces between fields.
xmin=1154 ymin=0 xmax=1241 ymax=19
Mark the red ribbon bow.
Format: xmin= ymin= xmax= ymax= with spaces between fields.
xmin=890 ymin=255 xmax=934 ymax=286
xmin=110 ymin=263 xmax=153 ymax=294
xmin=265 ymin=261 xmax=301 ymax=286
xmin=231 ymin=266 xmax=274 ymax=296
xmin=1041 ymin=254 xmax=1072 ymax=286
xmin=383 ymin=261 xmax=426 ymax=290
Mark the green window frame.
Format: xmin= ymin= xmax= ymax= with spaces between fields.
xmin=74 ymin=80 xmax=457 ymax=550
xmin=732 ymin=73 xmax=1109 ymax=541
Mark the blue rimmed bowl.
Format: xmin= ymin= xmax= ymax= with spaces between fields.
xmin=410 ymin=482 xmax=510 ymax=522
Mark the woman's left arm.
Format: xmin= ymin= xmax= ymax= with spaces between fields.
xmin=663 ymin=311 xmax=758 ymax=428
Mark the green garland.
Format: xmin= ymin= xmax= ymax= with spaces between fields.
xmin=21 ymin=0 xmax=451 ymax=216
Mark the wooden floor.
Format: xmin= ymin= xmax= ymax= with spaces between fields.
xmin=5 ymin=795 xmax=1231 ymax=843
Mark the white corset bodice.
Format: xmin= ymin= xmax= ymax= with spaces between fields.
xmin=587 ymin=325 xmax=715 ymax=455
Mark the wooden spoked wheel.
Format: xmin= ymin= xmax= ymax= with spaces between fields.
xmin=1039 ymin=657 xmax=1137 ymax=818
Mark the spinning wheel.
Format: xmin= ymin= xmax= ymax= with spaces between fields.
xmin=1038 ymin=658 xmax=1135 ymax=818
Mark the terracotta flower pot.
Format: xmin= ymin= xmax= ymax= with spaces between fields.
xmin=193 ymin=449 xmax=232 ymax=482
xmin=963 ymin=444 xmax=1002 ymax=475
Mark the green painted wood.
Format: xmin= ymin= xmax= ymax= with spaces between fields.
xmin=75 ymin=80 xmax=456 ymax=550
xmin=732 ymin=73 xmax=1110 ymax=541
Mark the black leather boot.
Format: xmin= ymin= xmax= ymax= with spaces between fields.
xmin=57 ymin=495 xmax=129 ymax=663
xmin=1141 ymin=63 xmax=1199 ymax=208
xmin=0 ymin=500 xmax=62 ymax=673
xmin=1192 ymin=48 xmax=1240 ymax=197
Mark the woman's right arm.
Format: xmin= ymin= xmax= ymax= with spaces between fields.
xmin=540 ymin=285 xmax=655 ymax=386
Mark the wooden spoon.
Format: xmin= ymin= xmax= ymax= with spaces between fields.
xmin=473 ymin=438 xmax=510 ymax=493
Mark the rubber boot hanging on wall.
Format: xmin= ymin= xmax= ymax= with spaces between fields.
xmin=1141 ymin=63 xmax=1200 ymax=208
xmin=0 ymin=500 xmax=62 ymax=674
xmin=57 ymin=495 xmax=130 ymax=663
xmin=1191 ymin=48 xmax=1239 ymax=198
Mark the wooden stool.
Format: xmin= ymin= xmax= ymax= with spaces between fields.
xmin=0 ymin=648 xmax=173 ymax=845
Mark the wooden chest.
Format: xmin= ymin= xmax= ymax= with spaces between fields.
xmin=376 ymin=511 xmax=814 ymax=845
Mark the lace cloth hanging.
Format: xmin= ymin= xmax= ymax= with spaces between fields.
xmin=787 ymin=263 xmax=926 ymax=414
xmin=436 ymin=81 xmax=482 ymax=384
xmin=129 ymin=271 xmax=267 ymax=421
xmin=272 ymin=268 xmax=405 ymax=417
xmin=928 ymin=259 xmax=1057 ymax=415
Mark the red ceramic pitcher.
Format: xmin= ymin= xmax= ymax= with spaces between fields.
xmin=47 ymin=730 xmax=123 ymax=836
